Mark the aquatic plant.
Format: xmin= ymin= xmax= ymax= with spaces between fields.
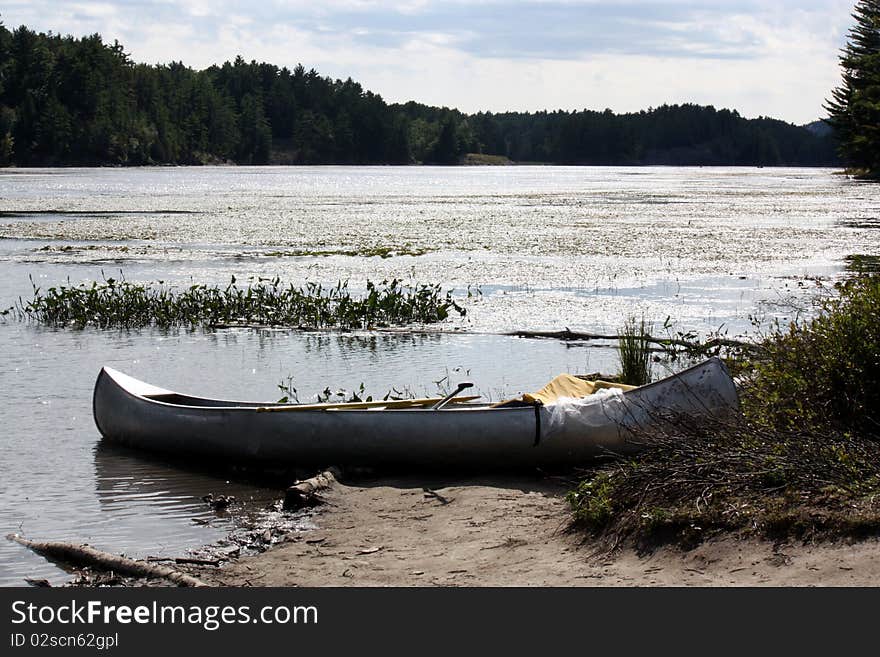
xmin=276 ymin=375 xmax=300 ymax=404
xmin=277 ymin=373 xmax=424 ymax=405
xmin=617 ymin=316 xmax=652 ymax=386
xmin=14 ymin=275 xmax=466 ymax=330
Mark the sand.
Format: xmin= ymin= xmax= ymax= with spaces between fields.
xmin=203 ymin=475 xmax=880 ymax=587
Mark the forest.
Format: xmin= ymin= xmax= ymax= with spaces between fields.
xmin=0 ymin=23 xmax=839 ymax=167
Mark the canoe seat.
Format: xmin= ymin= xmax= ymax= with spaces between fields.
xmin=493 ymin=374 xmax=635 ymax=408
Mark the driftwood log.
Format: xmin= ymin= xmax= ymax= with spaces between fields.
xmin=507 ymin=328 xmax=761 ymax=352
xmin=6 ymin=534 xmax=208 ymax=587
xmin=284 ymin=467 xmax=341 ymax=510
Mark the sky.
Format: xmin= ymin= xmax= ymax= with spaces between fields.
xmin=0 ymin=0 xmax=860 ymax=124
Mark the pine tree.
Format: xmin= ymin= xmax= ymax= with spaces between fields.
xmin=428 ymin=118 xmax=461 ymax=165
xmin=826 ymin=0 xmax=880 ymax=174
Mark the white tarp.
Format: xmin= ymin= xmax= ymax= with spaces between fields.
xmin=544 ymin=387 xmax=628 ymax=439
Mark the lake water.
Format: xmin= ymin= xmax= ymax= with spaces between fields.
xmin=1 ymin=166 xmax=877 ymax=586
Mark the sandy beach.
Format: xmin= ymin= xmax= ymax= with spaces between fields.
xmin=201 ymin=475 xmax=880 ymax=587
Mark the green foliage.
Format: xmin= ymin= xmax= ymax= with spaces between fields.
xmin=826 ymin=0 xmax=880 ymax=173
xmin=465 ymin=105 xmax=836 ymax=166
xmin=743 ymin=274 xmax=880 ymax=435
xmin=0 ymin=25 xmax=415 ymax=166
xmin=14 ymin=275 xmax=466 ymax=330
xmin=237 ymin=93 xmax=271 ymax=164
xmin=427 ymin=118 xmax=466 ymax=164
xmin=0 ymin=104 xmax=13 ymax=164
xmin=0 ymin=23 xmax=839 ymax=167
xmin=566 ymin=474 xmax=616 ymax=532
xmin=618 ymin=316 xmax=652 ymax=386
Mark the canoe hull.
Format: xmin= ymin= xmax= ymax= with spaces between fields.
xmin=93 ymin=358 xmax=739 ymax=468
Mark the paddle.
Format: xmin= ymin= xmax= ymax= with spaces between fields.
xmin=431 ymin=381 xmax=475 ymax=410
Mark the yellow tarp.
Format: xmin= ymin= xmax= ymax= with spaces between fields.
xmin=521 ymin=374 xmax=636 ymax=406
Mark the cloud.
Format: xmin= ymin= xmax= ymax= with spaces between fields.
xmin=283 ymin=2 xmax=766 ymax=60
xmin=0 ymin=0 xmax=858 ymax=123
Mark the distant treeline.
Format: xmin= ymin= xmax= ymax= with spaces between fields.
xmin=0 ymin=24 xmax=839 ymax=167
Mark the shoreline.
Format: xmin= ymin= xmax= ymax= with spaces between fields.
xmin=188 ymin=473 xmax=880 ymax=587
xmin=0 ymin=162 xmax=843 ymax=170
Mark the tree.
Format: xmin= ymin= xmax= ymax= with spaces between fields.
xmin=0 ymin=106 xmax=14 ymax=165
xmin=428 ymin=117 xmax=462 ymax=164
xmin=826 ymin=0 xmax=880 ymax=174
xmin=237 ymin=93 xmax=271 ymax=164
xmin=292 ymin=109 xmax=333 ymax=163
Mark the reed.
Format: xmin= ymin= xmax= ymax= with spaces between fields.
xmin=617 ymin=316 xmax=652 ymax=386
xmin=13 ymin=275 xmax=466 ymax=330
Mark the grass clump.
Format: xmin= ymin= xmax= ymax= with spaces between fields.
xmin=569 ymin=273 xmax=880 ymax=548
xmin=617 ymin=316 xmax=652 ymax=386
xmin=566 ymin=474 xmax=616 ymax=530
xmin=10 ymin=275 xmax=466 ymax=330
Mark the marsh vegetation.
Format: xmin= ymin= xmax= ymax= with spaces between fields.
xmin=8 ymin=275 xmax=466 ymax=330
xmin=569 ymin=272 xmax=880 ymax=547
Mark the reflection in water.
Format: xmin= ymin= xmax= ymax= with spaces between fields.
xmin=93 ymin=443 xmax=282 ymax=520
xmin=2 ymin=444 xmax=284 ymax=588
xmin=3 ymin=166 xmax=878 ymax=336
xmin=839 ymin=217 xmax=880 ymax=230
xmin=846 ymin=254 xmax=880 ymax=273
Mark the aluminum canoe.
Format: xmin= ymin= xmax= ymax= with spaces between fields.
xmin=92 ymin=357 xmax=739 ymax=468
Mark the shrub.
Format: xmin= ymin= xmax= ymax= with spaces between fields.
xmin=743 ymin=274 xmax=880 ymax=435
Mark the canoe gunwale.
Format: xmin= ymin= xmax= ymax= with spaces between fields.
xmin=93 ymin=366 xmax=531 ymax=417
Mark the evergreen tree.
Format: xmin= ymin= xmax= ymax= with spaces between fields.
xmin=428 ymin=118 xmax=462 ymax=164
xmin=237 ymin=93 xmax=272 ymax=164
xmin=826 ymin=0 xmax=880 ymax=173
xmin=386 ymin=114 xmax=412 ymax=164
xmin=0 ymin=22 xmax=16 ymax=164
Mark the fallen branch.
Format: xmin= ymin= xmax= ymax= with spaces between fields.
xmin=284 ymin=467 xmax=341 ymax=510
xmin=6 ymin=534 xmax=208 ymax=587
xmin=199 ymin=323 xmax=764 ymax=358
xmin=422 ymin=488 xmax=453 ymax=505
xmin=508 ymin=328 xmax=761 ymax=353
